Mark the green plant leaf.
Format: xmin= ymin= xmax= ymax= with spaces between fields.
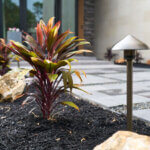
xmin=56 ymin=60 xmax=71 ymax=70
xmin=60 ymin=49 xmax=93 ymax=59
xmin=73 ymin=84 xmax=91 ymax=94
xmin=48 ymin=74 xmax=58 ymax=82
xmin=54 ymin=36 xmax=77 ymax=56
xmin=10 ymin=41 xmax=30 ymax=55
xmin=29 ymin=51 xmax=38 ymax=57
xmin=47 ymin=21 xmax=60 ymax=52
xmin=61 ymin=101 xmax=79 ymax=111
xmin=47 ymin=17 xmax=55 ymax=29
xmin=55 ymin=58 xmax=77 ymax=71
xmin=44 ymin=59 xmax=56 ymax=72
xmin=29 ymin=69 xmax=37 ymax=77
xmin=31 ymin=57 xmax=44 ymax=67
xmin=68 ymin=41 xmax=90 ymax=51
xmin=67 ymin=71 xmax=73 ymax=92
xmin=62 ymin=71 xmax=68 ymax=91
xmin=52 ymin=29 xmax=71 ymax=53
xmin=67 ymin=58 xmax=78 ymax=62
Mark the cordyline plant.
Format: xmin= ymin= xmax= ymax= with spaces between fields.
xmin=8 ymin=17 xmax=92 ymax=119
xmin=0 ymin=38 xmax=10 ymax=75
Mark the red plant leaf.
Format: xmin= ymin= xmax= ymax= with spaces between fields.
xmin=36 ymin=24 xmax=43 ymax=47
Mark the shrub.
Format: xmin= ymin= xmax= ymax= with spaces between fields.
xmin=0 ymin=38 xmax=10 ymax=75
xmin=134 ymin=51 xmax=143 ymax=64
xmin=104 ymin=48 xmax=117 ymax=61
xmin=114 ymin=58 xmax=126 ymax=64
xmin=8 ymin=17 xmax=92 ymax=119
xmin=146 ymin=60 xmax=150 ymax=65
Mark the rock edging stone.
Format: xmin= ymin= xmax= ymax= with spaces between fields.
xmin=94 ymin=131 xmax=150 ymax=150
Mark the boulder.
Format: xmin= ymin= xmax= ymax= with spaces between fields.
xmin=94 ymin=131 xmax=150 ymax=150
xmin=0 ymin=69 xmax=29 ymax=102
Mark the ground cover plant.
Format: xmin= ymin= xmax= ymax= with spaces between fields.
xmin=8 ymin=17 xmax=91 ymax=119
xmin=0 ymin=38 xmax=10 ymax=75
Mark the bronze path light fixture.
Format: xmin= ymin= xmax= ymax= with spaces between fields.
xmin=111 ymin=35 xmax=149 ymax=131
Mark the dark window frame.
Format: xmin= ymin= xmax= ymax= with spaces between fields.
xmin=0 ymin=0 xmax=4 ymax=38
xmin=55 ymin=0 xmax=62 ymax=34
xmin=55 ymin=0 xmax=78 ymax=36
xmin=19 ymin=0 xmax=27 ymax=32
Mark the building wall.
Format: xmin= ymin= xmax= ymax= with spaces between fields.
xmin=43 ymin=0 xmax=95 ymax=54
xmin=95 ymin=0 xmax=150 ymax=61
xmin=84 ymin=0 xmax=95 ymax=52
xmin=43 ymin=0 xmax=54 ymax=23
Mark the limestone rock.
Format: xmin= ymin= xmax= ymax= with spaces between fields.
xmin=0 ymin=69 xmax=29 ymax=102
xmin=94 ymin=131 xmax=150 ymax=150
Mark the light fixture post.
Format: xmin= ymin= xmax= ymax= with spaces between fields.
xmin=111 ymin=35 xmax=149 ymax=131
xmin=124 ymin=50 xmax=135 ymax=131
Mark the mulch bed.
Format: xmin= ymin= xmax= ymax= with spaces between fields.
xmin=1 ymin=93 xmax=150 ymax=150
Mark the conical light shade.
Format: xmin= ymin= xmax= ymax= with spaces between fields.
xmin=111 ymin=35 xmax=149 ymax=51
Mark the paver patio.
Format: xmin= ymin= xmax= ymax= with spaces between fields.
xmin=72 ymin=56 xmax=150 ymax=123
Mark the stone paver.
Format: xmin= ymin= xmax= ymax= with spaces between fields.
xmin=71 ymin=64 xmax=125 ymax=70
xmin=74 ymin=89 xmax=150 ymax=107
xmin=133 ymin=109 xmax=150 ymax=122
xmin=99 ymin=72 xmax=150 ymax=82
xmin=72 ymin=74 xmax=118 ymax=85
xmin=71 ymin=56 xmax=150 ymax=122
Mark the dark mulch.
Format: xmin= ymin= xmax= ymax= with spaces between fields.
xmin=1 ymin=94 xmax=150 ymax=150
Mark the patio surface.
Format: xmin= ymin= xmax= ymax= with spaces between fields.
xmin=72 ymin=56 xmax=150 ymax=123
xmin=10 ymin=56 xmax=150 ymax=122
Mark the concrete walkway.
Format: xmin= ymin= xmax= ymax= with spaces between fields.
xmin=10 ymin=56 xmax=150 ymax=122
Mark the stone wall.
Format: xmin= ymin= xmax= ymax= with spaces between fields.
xmin=84 ymin=0 xmax=95 ymax=54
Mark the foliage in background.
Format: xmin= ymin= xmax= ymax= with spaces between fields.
xmin=4 ymin=0 xmax=36 ymax=34
xmin=33 ymin=2 xmax=43 ymax=22
xmin=0 ymin=39 xmax=10 ymax=75
xmin=9 ymin=17 xmax=92 ymax=119
xmin=135 ymin=52 xmax=143 ymax=64
xmin=114 ymin=58 xmax=126 ymax=64
xmin=104 ymin=48 xmax=117 ymax=61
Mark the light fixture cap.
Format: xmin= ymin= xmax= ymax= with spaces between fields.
xmin=111 ymin=35 xmax=149 ymax=51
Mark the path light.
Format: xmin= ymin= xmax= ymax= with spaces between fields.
xmin=111 ymin=35 xmax=149 ymax=131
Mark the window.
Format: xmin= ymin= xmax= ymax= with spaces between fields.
xmin=62 ymin=0 xmax=76 ymax=36
xmin=4 ymin=0 xmax=20 ymax=34
xmin=0 ymin=0 xmax=78 ymax=38
xmin=27 ymin=0 xmax=43 ymax=37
